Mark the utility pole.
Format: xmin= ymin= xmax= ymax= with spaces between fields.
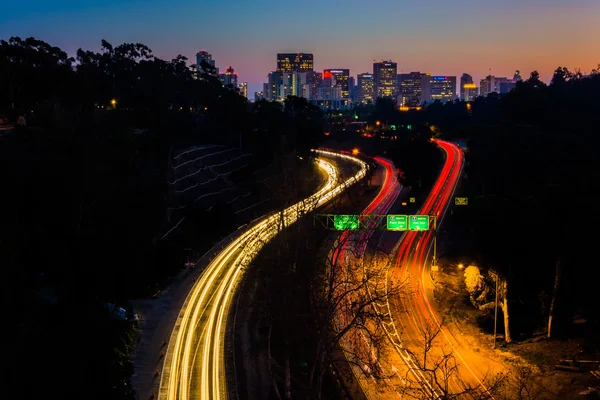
xmin=432 ymin=233 xmax=437 ymax=266
xmin=432 ymin=216 xmax=438 ymax=268
xmin=493 ymin=272 xmax=499 ymax=349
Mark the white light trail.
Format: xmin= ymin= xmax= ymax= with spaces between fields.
xmin=159 ymin=149 xmax=367 ymax=400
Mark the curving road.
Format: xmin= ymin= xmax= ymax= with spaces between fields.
xmin=332 ymin=156 xmax=404 ymax=399
xmin=158 ymin=150 xmax=368 ymax=400
xmin=384 ymin=139 xmax=501 ymax=397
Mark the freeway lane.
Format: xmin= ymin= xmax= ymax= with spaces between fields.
xmin=332 ymin=156 xmax=409 ymax=399
xmin=159 ymin=150 xmax=368 ymax=400
xmin=385 ymin=139 xmax=504 ymax=397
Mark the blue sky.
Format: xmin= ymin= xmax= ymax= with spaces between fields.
xmin=2 ymin=0 xmax=599 ymax=95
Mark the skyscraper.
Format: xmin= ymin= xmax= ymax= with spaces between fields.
xmin=398 ymin=72 xmax=424 ymax=106
xmin=238 ymin=82 xmax=248 ymax=98
xmin=480 ymin=75 xmax=498 ymax=97
xmin=218 ymin=66 xmax=238 ymax=88
xmin=266 ymin=72 xmax=283 ymax=101
xmin=195 ymin=50 xmax=218 ymax=77
xmin=494 ymin=77 xmax=509 ymax=92
xmin=281 ymin=72 xmax=308 ymax=98
xmin=305 ymin=71 xmax=322 ymax=100
xmin=276 ymin=53 xmax=314 ymax=73
xmin=421 ymin=76 xmax=457 ymax=103
xmin=324 ymin=69 xmax=350 ymax=98
xmin=356 ymin=73 xmax=374 ymax=104
xmin=460 ymin=74 xmax=474 ymax=100
xmin=373 ymin=61 xmax=397 ymax=99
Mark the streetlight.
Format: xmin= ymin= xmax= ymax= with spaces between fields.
xmin=111 ymin=99 xmax=117 ymax=107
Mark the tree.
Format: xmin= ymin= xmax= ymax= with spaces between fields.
xmin=550 ymin=66 xmax=571 ymax=86
xmin=500 ymin=363 xmax=547 ymax=400
xmin=0 ymin=36 xmax=330 ymax=400
xmin=462 ymin=266 xmax=511 ymax=343
xmin=234 ymin=157 xmax=330 ymax=400
xmin=399 ymin=319 xmax=507 ymax=399
xmin=525 ymin=70 xmax=546 ymax=88
xmin=306 ymin=233 xmax=406 ymax=399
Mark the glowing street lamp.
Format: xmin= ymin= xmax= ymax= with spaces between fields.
xmin=376 ymin=121 xmax=381 ymax=126
xmin=110 ymin=99 xmax=117 ymax=107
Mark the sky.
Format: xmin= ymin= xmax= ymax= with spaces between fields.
xmin=2 ymin=0 xmax=599 ymax=96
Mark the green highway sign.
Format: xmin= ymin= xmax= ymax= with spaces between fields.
xmin=333 ymin=215 xmax=359 ymax=230
xmin=455 ymin=197 xmax=468 ymax=205
xmin=387 ymin=215 xmax=408 ymax=230
xmin=409 ymin=215 xmax=429 ymax=231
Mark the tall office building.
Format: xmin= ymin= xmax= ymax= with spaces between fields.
xmin=398 ymin=72 xmax=425 ymax=106
xmin=480 ymin=77 xmax=490 ymax=97
xmin=396 ymin=74 xmax=404 ymax=97
xmin=480 ymin=75 xmax=513 ymax=96
xmin=499 ymin=81 xmax=516 ymax=94
xmin=324 ymin=69 xmax=350 ymax=98
xmin=195 ymin=50 xmax=218 ymax=77
xmin=494 ymin=77 xmax=509 ymax=92
xmin=356 ymin=73 xmax=374 ymax=104
xmin=238 ymin=82 xmax=248 ymax=98
xmin=462 ymin=83 xmax=478 ymax=101
xmin=281 ymin=72 xmax=308 ymax=98
xmin=480 ymin=75 xmax=494 ymax=97
xmin=373 ymin=61 xmax=397 ymax=99
xmin=460 ymin=74 xmax=474 ymax=100
xmin=305 ymin=71 xmax=322 ymax=100
xmin=421 ymin=76 xmax=457 ymax=103
xmin=276 ymin=53 xmax=314 ymax=73
xmin=266 ymin=72 xmax=283 ymax=101
xmin=218 ymin=66 xmax=238 ymax=88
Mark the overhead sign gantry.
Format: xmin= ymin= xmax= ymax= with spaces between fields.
xmin=314 ymin=214 xmax=437 ymax=231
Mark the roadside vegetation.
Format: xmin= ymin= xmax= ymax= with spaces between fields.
xmin=426 ymin=66 xmax=600 ymax=398
xmin=0 ymin=36 xmax=324 ymax=399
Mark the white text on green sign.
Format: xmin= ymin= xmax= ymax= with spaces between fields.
xmin=409 ymin=215 xmax=429 ymax=230
xmin=387 ymin=215 xmax=408 ymax=230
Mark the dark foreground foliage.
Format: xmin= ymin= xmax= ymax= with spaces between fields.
xmin=429 ymin=67 xmax=600 ymax=341
xmin=0 ymin=36 xmax=324 ymax=399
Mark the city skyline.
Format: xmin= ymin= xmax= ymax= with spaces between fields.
xmin=2 ymin=0 xmax=599 ymax=95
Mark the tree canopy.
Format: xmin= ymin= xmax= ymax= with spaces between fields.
xmin=0 ymin=36 xmax=325 ymax=400
xmin=432 ymin=66 xmax=600 ymax=339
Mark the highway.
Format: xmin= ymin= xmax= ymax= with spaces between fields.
xmin=383 ymin=139 xmax=500 ymax=397
xmin=331 ymin=155 xmax=405 ymax=399
xmin=158 ymin=149 xmax=368 ymax=400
